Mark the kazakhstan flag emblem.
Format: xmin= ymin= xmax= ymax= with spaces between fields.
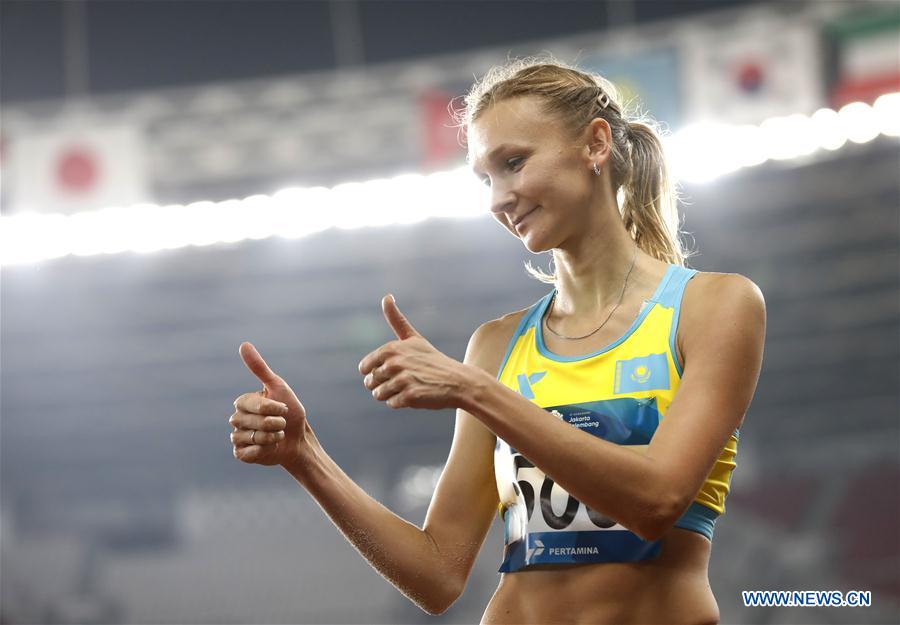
xmin=614 ymin=353 xmax=670 ymax=394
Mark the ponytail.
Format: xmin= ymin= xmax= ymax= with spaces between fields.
xmin=621 ymin=118 xmax=693 ymax=265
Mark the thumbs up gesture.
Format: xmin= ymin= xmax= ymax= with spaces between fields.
xmin=358 ymin=294 xmax=472 ymax=411
xmin=231 ymin=342 xmax=312 ymax=466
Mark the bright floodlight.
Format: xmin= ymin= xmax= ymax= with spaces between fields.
xmin=873 ymin=92 xmax=900 ymax=137
xmin=1 ymin=94 xmax=897 ymax=266
xmin=761 ymin=114 xmax=818 ymax=161
xmin=839 ymin=102 xmax=880 ymax=144
xmin=810 ymin=108 xmax=848 ymax=151
xmin=667 ymin=122 xmax=739 ymax=183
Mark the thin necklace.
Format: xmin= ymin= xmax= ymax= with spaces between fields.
xmin=544 ymin=241 xmax=638 ymax=341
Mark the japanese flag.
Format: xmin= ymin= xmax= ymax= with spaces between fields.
xmin=8 ymin=123 xmax=149 ymax=215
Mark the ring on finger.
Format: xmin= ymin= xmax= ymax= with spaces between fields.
xmin=250 ymin=430 xmax=257 ymax=444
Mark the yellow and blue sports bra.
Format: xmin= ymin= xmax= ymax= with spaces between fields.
xmin=493 ymin=264 xmax=740 ymax=573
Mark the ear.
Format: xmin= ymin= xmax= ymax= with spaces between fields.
xmin=585 ymin=117 xmax=612 ymax=162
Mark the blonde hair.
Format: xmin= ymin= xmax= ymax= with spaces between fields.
xmin=454 ymin=55 xmax=697 ymax=283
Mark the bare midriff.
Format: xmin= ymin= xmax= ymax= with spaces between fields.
xmin=480 ymin=527 xmax=720 ymax=625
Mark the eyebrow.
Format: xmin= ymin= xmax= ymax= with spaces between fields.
xmin=468 ymin=143 xmax=517 ymax=175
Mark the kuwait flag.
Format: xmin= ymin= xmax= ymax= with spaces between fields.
xmin=825 ymin=7 xmax=900 ymax=108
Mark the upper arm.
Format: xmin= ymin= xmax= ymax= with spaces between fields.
xmin=421 ymin=311 xmax=524 ymax=593
xmin=646 ymin=273 xmax=766 ymax=520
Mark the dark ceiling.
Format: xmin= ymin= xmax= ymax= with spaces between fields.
xmin=1 ymin=0 xmax=769 ymax=105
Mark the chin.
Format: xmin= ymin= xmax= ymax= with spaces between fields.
xmin=520 ymin=230 xmax=556 ymax=254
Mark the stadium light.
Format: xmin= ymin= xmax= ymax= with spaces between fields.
xmin=666 ymin=94 xmax=898 ymax=184
xmin=839 ymin=101 xmax=881 ymax=144
xmin=1 ymin=94 xmax=898 ymax=267
xmin=810 ymin=108 xmax=848 ymax=151
xmin=873 ymin=92 xmax=900 ymax=137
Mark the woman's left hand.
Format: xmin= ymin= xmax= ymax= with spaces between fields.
xmin=358 ymin=294 xmax=473 ymax=411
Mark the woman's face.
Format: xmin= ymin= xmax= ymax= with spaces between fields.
xmin=467 ymin=96 xmax=600 ymax=253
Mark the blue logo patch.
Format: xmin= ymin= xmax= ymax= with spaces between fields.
xmin=517 ymin=371 xmax=546 ymax=399
xmin=614 ymin=353 xmax=669 ymax=394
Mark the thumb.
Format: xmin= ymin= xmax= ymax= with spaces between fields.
xmin=239 ymin=342 xmax=283 ymax=388
xmin=382 ymin=294 xmax=421 ymax=340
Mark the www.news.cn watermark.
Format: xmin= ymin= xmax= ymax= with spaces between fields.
xmin=742 ymin=590 xmax=872 ymax=607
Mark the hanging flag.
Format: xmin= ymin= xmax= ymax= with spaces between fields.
xmin=418 ymin=85 xmax=468 ymax=171
xmin=582 ymin=46 xmax=683 ymax=130
xmin=682 ymin=19 xmax=823 ymax=125
xmin=8 ymin=123 xmax=149 ymax=215
xmin=824 ymin=7 xmax=900 ymax=108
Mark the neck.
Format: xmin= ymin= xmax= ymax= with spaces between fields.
xmin=553 ymin=225 xmax=641 ymax=305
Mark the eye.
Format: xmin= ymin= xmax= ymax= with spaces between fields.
xmin=506 ymin=156 xmax=524 ymax=170
xmin=477 ymin=157 xmax=525 ymax=186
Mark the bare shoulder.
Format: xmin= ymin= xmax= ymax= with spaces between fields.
xmin=685 ymin=270 xmax=764 ymax=302
xmin=684 ymin=271 xmax=765 ymax=310
xmin=679 ymin=271 xmax=767 ymax=360
xmin=466 ymin=306 xmax=531 ymax=378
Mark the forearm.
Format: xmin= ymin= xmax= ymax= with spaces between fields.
xmin=461 ymin=370 xmax=677 ymax=540
xmin=281 ymin=427 xmax=456 ymax=615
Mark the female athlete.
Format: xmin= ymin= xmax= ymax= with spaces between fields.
xmin=229 ymin=58 xmax=766 ymax=624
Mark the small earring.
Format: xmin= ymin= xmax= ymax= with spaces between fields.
xmin=593 ymin=163 xmax=602 ymax=176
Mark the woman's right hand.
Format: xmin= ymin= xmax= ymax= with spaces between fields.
xmin=231 ymin=341 xmax=311 ymax=467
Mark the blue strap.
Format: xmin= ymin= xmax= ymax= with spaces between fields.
xmin=660 ymin=266 xmax=699 ymax=377
xmin=495 ymin=293 xmax=552 ymax=380
xmin=654 ymin=265 xmax=698 ymax=308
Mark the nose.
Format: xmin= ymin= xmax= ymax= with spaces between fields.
xmin=489 ymin=180 xmax=517 ymax=219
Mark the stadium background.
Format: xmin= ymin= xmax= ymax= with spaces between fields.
xmin=1 ymin=1 xmax=898 ymax=623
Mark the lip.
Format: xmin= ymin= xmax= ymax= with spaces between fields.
xmin=513 ymin=207 xmax=539 ymax=228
